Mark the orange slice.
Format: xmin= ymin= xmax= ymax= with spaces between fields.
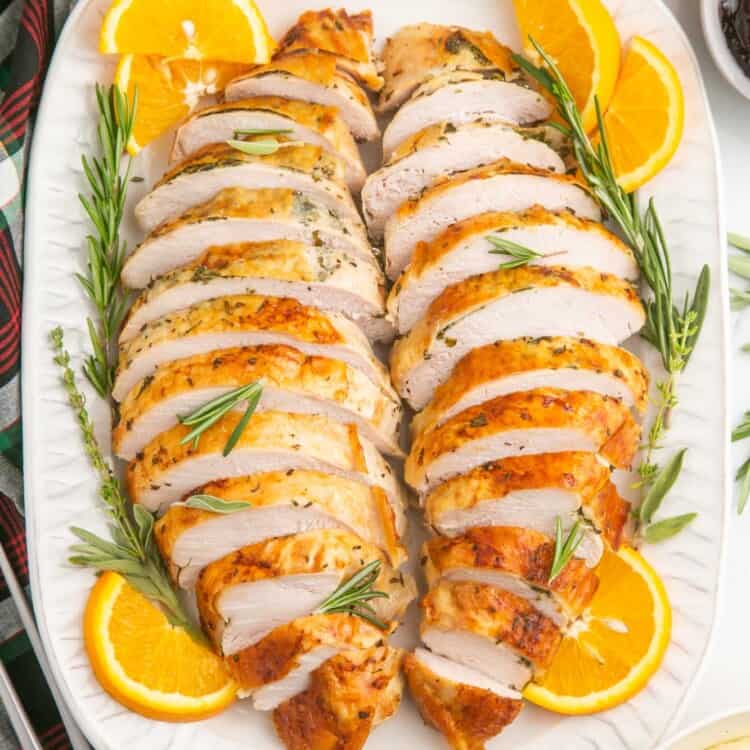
xmin=598 ymin=36 xmax=685 ymax=193
xmin=524 ymin=546 xmax=671 ymax=714
xmin=513 ymin=0 xmax=621 ymax=133
xmin=115 ymin=55 xmax=250 ymax=154
xmin=100 ymin=0 xmax=275 ymax=64
xmin=84 ymin=571 xmax=236 ymax=721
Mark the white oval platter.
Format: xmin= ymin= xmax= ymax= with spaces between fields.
xmin=21 ymin=0 xmax=730 ymax=748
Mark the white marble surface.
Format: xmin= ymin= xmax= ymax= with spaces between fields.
xmin=665 ymin=0 xmax=750 ymax=738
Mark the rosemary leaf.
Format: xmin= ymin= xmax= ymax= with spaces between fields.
xmin=316 ymin=560 xmax=389 ymax=629
xmin=487 ymin=235 xmax=545 ymax=270
xmin=737 ymin=458 xmax=750 ymax=515
xmin=729 ymin=254 xmax=750 ymax=280
xmin=184 ymin=495 xmax=250 ymax=514
xmin=233 ymin=128 xmax=293 ymax=138
xmin=638 ymin=448 xmax=686 ymax=525
xmin=223 ymin=386 xmax=263 ymax=456
xmin=731 ymin=288 xmax=750 ymax=311
xmin=642 ymin=513 xmax=697 ymax=543
xmin=733 ymin=412 xmax=750 ymax=442
xmin=729 ymin=232 xmax=750 ymax=253
xmin=549 ymin=518 xmax=583 ymax=582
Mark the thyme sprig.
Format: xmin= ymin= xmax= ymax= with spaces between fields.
xmin=487 ymin=235 xmax=563 ymax=270
xmin=549 ymin=518 xmax=583 ymax=582
xmin=51 ymin=328 xmax=202 ymax=642
xmin=77 ymin=85 xmax=137 ymax=398
xmin=316 ymin=560 xmax=389 ymax=629
xmin=514 ymin=39 xmax=710 ymax=540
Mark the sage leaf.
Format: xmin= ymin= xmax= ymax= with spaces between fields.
xmin=731 ymin=289 xmax=750 ymax=311
xmin=70 ymin=526 xmax=126 ymax=558
xmin=733 ymin=412 xmax=750 ymax=442
xmin=729 ymin=254 xmax=750 ymax=280
xmin=185 ymin=494 xmax=250 ymax=514
xmin=132 ymin=504 xmax=154 ymax=547
xmin=227 ymin=138 xmax=281 ymax=156
xmin=643 ymin=513 xmax=697 ymax=543
xmin=737 ymin=458 xmax=750 ymax=515
xmin=233 ymin=128 xmax=292 ymax=138
xmin=639 ymin=448 xmax=686 ymax=525
xmin=729 ymin=232 xmax=750 ymax=253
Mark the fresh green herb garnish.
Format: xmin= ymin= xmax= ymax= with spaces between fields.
xmin=227 ymin=138 xmax=284 ymax=156
xmin=549 ymin=518 xmax=583 ymax=582
xmin=178 ymin=382 xmax=263 ymax=454
xmin=731 ymin=288 xmax=750 ymax=311
xmin=233 ymin=128 xmax=293 ymax=138
xmin=51 ymin=328 xmax=202 ymax=642
xmin=733 ymin=412 xmax=750 ymax=442
xmin=729 ymin=232 xmax=750 ymax=253
xmin=316 ymin=560 xmax=390 ymax=629
xmin=642 ymin=513 xmax=698 ymax=543
xmin=487 ymin=235 xmax=557 ymax=270
xmin=184 ymin=495 xmax=250 ymax=514
xmin=737 ymin=458 xmax=750 ymax=515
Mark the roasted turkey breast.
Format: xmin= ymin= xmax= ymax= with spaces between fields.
xmin=122 ymin=187 xmax=375 ymax=289
xmin=114 ymin=345 xmax=402 ymax=460
xmin=135 ymin=141 xmax=358 ymax=233
xmin=405 ymin=389 xmax=640 ymax=495
xmin=381 ymin=71 xmax=552 ymax=160
xmin=126 ymin=410 xmax=407 ymax=517
xmin=388 ymin=208 xmax=639 ymax=330
xmin=384 ymin=161 xmax=601 ymax=279
xmin=155 ymin=471 xmax=406 ymax=588
xmin=404 ymin=649 xmax=522 ymax=750
xmin=113 ymin=294 xmax=394 ymax=404
xmin=225 ymin=53 xmax=378 ymax=141
xmin=362 ymin=123 xmax=566 ymax=238
xmin=171 ymin=98 xmax=366 ymax=189
xmin=195 ymin=529 xmax=414 ymax=655
xmin=390 ymin=266 xmax=646 ymax=410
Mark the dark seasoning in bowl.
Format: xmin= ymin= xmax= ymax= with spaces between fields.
xmin=721 ymin=0 xmax=750 ymax=76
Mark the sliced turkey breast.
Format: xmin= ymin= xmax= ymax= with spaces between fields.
xmin=135 ymin=141 xmax=358 ymax=234
xmin=362 ymin=124 xmax=566 ymax=239
xmin=404 ymin=649 xmax=522 ymax=750
xmin=225 ymin=53 xmax=378 ymax=141
xmin=423 ymin=452 xmax=630 ymax=554
xmin=225 ymin=613 xmax=384 ymax=705
xmin=120 ymin=240 xmax=392 ymax=344
xmin=274 ymin=647 xmax=403 ymax=750
xmin=171 ymin=98 xmax=366 ymax=189
xmin=122 ymin=188 xmax=375 ymax=289
xmin=274 ymin=9 xmax=383 ymax=91
xmin=155 ymin=471 xmax=406 ymax=588
xmin=195 ymin=529 xmax=414 ymax=655
xmin=126 ymin=410 xmax=407 ymax=518
xmin=412 ymin=337 xmax=648 ymax=437
xmin=422 ymin=527 xmax=599 ymax=627
xmin=381 ymin=71 xmax=552 ymax=160
xmin=114 ymin=344 xmax=401 ymax=461
xmin=378 ymin=23 xmax=519 ymax=112
xmin=390 ymin=266 xmax=645 ymax=410
xmin=113 ymin=294 xmax=394 ymax=404
xmin=388 ymin=208 xmax=639 ymax=329
xmin=384 ymin=161 xmax=600 ymax=279
xmin=405 ymin=389 xmax=640 ymax=495
xmin=421 ymin=581 xmax=562 ymax=689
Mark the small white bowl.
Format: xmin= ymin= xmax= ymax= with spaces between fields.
xmin=701 ymin=0 xmax=750 ymax=99
xmin=659 ymin=707 xmax=750 ymax=749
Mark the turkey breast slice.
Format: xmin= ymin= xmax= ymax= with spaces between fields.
xmin=195 ymin=529 xmax=415 ymax=655
xmin=113 ymin=294 xmax=395 ymax=404
xmin=120 ymin=240 xmax=392 ymax=345
xmin=405 ymin=389 xmax=640 ymax=495
xmin=404 ymin=649 xmax=522 ymax=750
xmin=412 ymin=336 xmax=649 ymax=437
xmin=225 ymin=52 xmax=378 ymax=141
xmin=114 ymin=345 xmax=402 ymax=461
xmin=388 ymin=207 xmax=639 ymax=330
xmin=390 ymin=266 xmax=646 ymax=410
xmin=421 ymin=580 xmax=562 ymax=689
xmin=423 ymin=452 xmax=630 ymax=554
xmin=377 ymin=23 xmax=519 ymax=112
xmin=363 ymin=123 xmax=566 ymax=239
xmin=381 ymin=70 xmax=552 ymax=160
xmin=225 ymin=613 xmax=385 ymax=705
xmin=122 ymin=187 xmax=375 ymax=289
xmin=155 ymin=471 xmax=406 ymax=588
xmin=422 ymin=527 xmax=600 ymax=627
xmin=171 ymin=97 xmax=366 ymax=190
xmin=127 ymin=410 xmax=407 ymax=517
xmin=135 ymin=141 xmax=358 ymax=233
xmin=273 ymin=647 xmax=404 ymax=750
xmin=274 ymin=9 xmax=383 ymax=91
xmin=384 ymin=160 xmax=600 ymax=279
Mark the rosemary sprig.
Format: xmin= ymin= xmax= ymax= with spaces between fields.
xmin=316 ymin=560 xmax=390 ymax=629
xmin=488 ymin=235 xmax=546 ymax=270
xmin=77 ymin=85 xmax=137 ymax=398
xmin=733 ymin=412 xmax=750 ymax=442
xmin=51 ymin=327 xmax=203 ymax=642
xmin=178 ymin=382 xmax=263 ymax=454
xmin=549 ymin=518 xmax=583 ymax=582
xmin=514 ymin=39 xmax=710 ymax=540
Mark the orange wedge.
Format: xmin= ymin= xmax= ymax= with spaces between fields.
xmin=524 ymin=546 xmax=671 ymax=714
xmin=84 ymin=571 xmax=236 ymax=721
xmin=513 ymin=0 xmax=621 ymax=133
xmin=100 ymin=0 xmax=275 ymax=64
xmin=598 ymin=36 xmax=685 ymax=193
xmin=115 ymin=55 xmax=250 ymax=154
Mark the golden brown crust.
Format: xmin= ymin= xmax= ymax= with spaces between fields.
xmin=422 ymin=527 xmax=599 ymax=619
xmin=405 ymin=389 xmax=640 ymax=491
xmin=273 ymin=647 xmax=403 ymax=750
xmin=422 ymin=581 xmax=562 ymax=670
xmin=586 ymin=481 xmax=631 ymax=550
xmin=404 ymin=653 xmax=522 ymax=750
